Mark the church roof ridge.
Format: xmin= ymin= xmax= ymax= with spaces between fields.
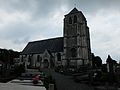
xmin=29 ymin=37 xmax=63 ymax=43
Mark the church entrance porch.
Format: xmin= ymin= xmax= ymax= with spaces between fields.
xmin=43 ymin=59 xmax=49 ymax=68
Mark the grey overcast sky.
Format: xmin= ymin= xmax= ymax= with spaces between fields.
xmin=0 ymin=0 xmax=120 ymax=63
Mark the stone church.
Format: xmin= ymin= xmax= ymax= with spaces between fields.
xmin=20 ymin=8 xmax=91 ymax=70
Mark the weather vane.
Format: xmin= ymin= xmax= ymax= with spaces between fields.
xmin=74 ymin=0 xmax=78 ymax=7
xmin=74 ymin=3 xmax=76 ymax=7
xmin=74 ymin=2 xmax=76 ymax=7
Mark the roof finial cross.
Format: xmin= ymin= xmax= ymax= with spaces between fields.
xmin=74 ymin=3 xmax=76 ymax=7
xmin=74 ymin=0 xmax=78 ymax=8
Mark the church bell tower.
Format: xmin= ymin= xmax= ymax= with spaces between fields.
xmin=63 ymin=8 xmax=91 ymax=68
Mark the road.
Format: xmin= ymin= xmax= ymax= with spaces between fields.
xmin=43 ymin=69 xmax=94 ymax=90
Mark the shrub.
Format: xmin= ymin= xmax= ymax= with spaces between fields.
xmin=44 ymin=75 xmax=57 ymax=90
xmin=14 ymin=64 xmax=25 ymax=76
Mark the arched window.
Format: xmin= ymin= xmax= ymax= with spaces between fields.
xmin=74 ymin=15 xmax=77 ymax=23
xmin=28 ymin=55 xmax=32 ymax=66
xmin=57 ymin=53 xmax=61 ymax=61
xmin=21 ymin=56 xmax=23 ymax=62
xmin=69 ymin=17 xmax=72 ymax=24
xmin=44 ymin=59 xmax=49 ymax=68
xmin=37 ymin=55 xmax=40 ymax=62
xmin=71 ymin=48 xmax=77 ymax=57
xmin=28 ymin=55 xmax=31 ymax=62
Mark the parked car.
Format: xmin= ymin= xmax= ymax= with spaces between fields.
xmin=18 ymin=72 xmax=46 ymax=80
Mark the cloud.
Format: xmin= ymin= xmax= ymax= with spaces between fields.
xmin=0 ymin=0 xmax=120 ymax=63
xmin=0 ymin=1 xmax=65 ymax=48
xmin=87 ymin=9 xmax=120 ymax=62
xmin=0 ymin=39 xmax=26 ymax=51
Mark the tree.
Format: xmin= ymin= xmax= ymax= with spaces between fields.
xmin=92 ymin=53 xmax=102 ymax=68
xmin=94 ymin=56 xmax=102 ymax=67
xmin=14 ymin=64 xmax=25 ymax=76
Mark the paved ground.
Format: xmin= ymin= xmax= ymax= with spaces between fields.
xmin=0 ymin=77 xmax=46 ymax=90
xmin=43 ymin=69 xmax=94 ymax=90
xmin=0 ymin=83 xmax=46 ymax=90
xmin=9 ymin=79 xmax=44 ymax=86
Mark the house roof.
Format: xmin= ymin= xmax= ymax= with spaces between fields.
xmin=21 ymin=37 xmax=64 ymax=54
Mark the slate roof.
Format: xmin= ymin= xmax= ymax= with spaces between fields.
xmin=65 ymin=7 xmax=86 ymax=20
xmin=69 ymin=7 xmax=79 ymax=14
xmin=21 ymin=37 xmax=64 ymax=54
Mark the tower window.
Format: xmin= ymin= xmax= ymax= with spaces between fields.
xmin=57 ymin=53 xmax=61 ymax=61
xmin=69 ymin=17 xmax=72 ymax=24
xmin=71 ymin=48 xmax=77 ymax=57
xmin=74 ymin=15 xmax=77 ymax=23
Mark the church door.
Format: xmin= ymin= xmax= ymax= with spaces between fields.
xmin=43 ymin=59 xmax=49 ymax=68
